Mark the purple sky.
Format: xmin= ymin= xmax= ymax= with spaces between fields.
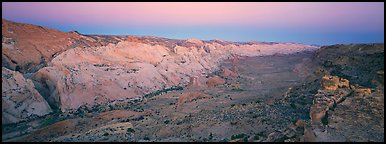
xmin=2 ymin=2 xmax=384 ymax=45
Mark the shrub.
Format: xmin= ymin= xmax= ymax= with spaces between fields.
xmin=127 ymin=128 xmax=135 ymax=133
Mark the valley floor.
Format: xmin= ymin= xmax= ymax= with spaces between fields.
xmin=2 ymin=51 xmax=383 ymax=142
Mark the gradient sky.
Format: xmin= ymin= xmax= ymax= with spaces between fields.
xmin=2 ymin=2 xmax=384 ymax=45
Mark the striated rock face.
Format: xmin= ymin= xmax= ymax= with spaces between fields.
xmin=2 ymin=67 xmax=52 ymax=124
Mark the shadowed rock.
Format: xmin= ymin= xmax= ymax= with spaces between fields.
xmin=2 ymin=67 xmax=52 ymax=124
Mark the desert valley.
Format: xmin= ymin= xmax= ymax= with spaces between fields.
xmin=1 ymin=18 xmax=384 ymax=142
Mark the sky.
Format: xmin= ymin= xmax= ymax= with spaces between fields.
xmin=2 ymin=2 xmax=384 ymax=45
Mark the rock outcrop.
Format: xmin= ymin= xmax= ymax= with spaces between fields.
xmin=310 ymin=75 xmax=352 ymax=124
xmin=321 ymin=75 xmax=349 ymax=90
xmin=307 ymin=77 xmax=382 ymax=142
xmin=2 ymin=67 xmax=52 ymax=124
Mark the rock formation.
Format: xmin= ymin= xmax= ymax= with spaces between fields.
xmin=2 ymin=19 xmax=318 ymax=121
xmin=2 ymin=67 xmax=52 ymax=124
xmin=1 ymin=19 xmax=319 ymax=112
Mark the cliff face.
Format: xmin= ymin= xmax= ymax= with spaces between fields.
xmin=2 ymin=67 xmax=52 ymax=124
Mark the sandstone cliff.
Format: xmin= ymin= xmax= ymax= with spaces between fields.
xmin=2 ymin=67 xmax=52 ymax=124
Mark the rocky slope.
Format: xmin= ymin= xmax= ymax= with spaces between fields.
xmin=265 ymin=43 xmax=384 ymax=142
xmin=314 ymin=44 xmax=384 ymax=87
xmin=2 ymin=67 xmax=52 ymax=124
xmin=2 ymin=18 xmax=126 ymax=74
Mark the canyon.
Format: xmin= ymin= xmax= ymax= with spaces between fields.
xmin=2 ymin=19 xmax=384 ymax=142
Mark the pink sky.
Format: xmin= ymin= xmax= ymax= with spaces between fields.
xmin=3 ymin=3 xmax=384 ymax=29
xmin=2 ymin=2 xmax=384 ymax=45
